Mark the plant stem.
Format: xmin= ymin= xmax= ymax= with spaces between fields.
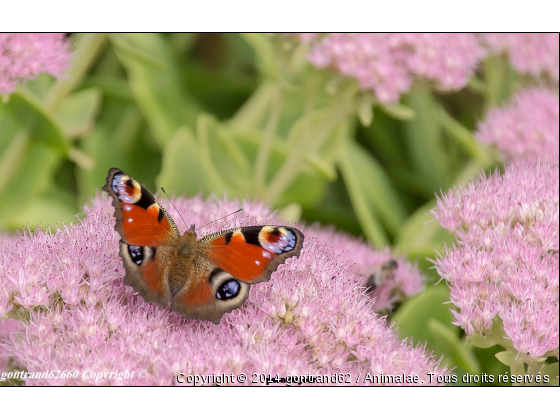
xmin=255 ymin=84 xmax=282 ymax=193
xmin=44 ymin=33 xmax=107 ymax=110
xmin=263 ymin=98 xmax=355 ymax=204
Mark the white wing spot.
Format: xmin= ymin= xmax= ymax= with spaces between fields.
xmin=262 ymin=250 xmax=271 ymax=258
xmin=255 ymin=260 xmax=260 ymax=265
xmin=128 ymin=218 xmax=133 ymax=223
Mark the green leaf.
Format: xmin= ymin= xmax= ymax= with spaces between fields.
xmin=169 ymin=33 xmax=200 ymax=55
xmin=55 ymin=88 xmax=102 ymax=138
xmin=75 ymin=99 xmax=160 ymax=204
xmin=81 ymin=75 xmax=133 ymax=101
xmin=228 ymin=126 xmax=330 ymax=207
xmin=539 ymin=363 xmax=559 ymax=383
xmin=240 ymin=33 xmax=278 ymax=78
xmin=230 ymin=81 xmax=276 ymax=129
xmin=495 ymin=351 xmax=524 ymax=369
xmin=482 ymin=55 xmax=512 ymax=109
xmin=43 ymin=33 xmax=108 ymax=110
xmin=467 ymin=334 xmax=499 ymax=349
xmin=395 ymin=199 xmax=456 ymax=259
xmin=392 ymin=285 xmax=485 ymax=377
xmin=338 ymin=137 xmax=386 ymax=246
xmin=0 ymin=91 xmax=68 ymax=229
xmin=157 ymin=126 xmax=207 ymax=196
xmin=402 ymin=87 xmax=449 ymax=194
xmin=436 ymin=106 xmax=493 ymax=166
xmin=338 ymin=133 xmax=407 ymax=243
xmin=110 ymin=33 xmax=203 ymax=148
xmin=196 ymin=114 xmax=251 ymax=196
xmin=379 ymin=102 xmax=416 ymax=120
xmin=6 ymin=90 xmax=69 ymax=153
xmin=357 ymin=95 xmax=374 ymax=127
xmin=0 ymin=140 xmax=62 ymax=229
xmin=427 ymin=319 xmax=480 ymax=374
xmin=393 ymin=284 xmax=457 ymax=342
xmin=302 ymin=153 xmax=337 ymax=181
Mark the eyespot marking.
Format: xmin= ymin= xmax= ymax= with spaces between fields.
xmin=216 ymin=279 xmax=240 ymax=300
xmin=112 ymin=174 xmax=142 ymax=203
xmin=128 ymin=245 xmax=143 ymax=265
xmin=259 ymin=226 xmax=297 ymax=254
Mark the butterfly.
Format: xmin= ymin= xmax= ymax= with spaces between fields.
xmin=103 ymin=168 xmax=304 ymax=323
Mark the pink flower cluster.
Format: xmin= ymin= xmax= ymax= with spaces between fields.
xmin=476 ymin=88 xmax=559 ymax=162
xmin=0 ymin=195 xmax=445 ymax=385
xmin=431 ymin=160 xmax=559 ymax=359
xmin=307 ymin=33 xmax=485 ymax=103
xmin=308 ymin=226 xmax=424 ymax=311
xmin=482 ymin=33 xmax=559 ymax=82
xmin=0 ymin=33 xmax=72 ymax=94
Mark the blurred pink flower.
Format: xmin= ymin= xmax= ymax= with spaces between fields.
xmin=476 ymin=88 xmax=559 ymax=162
xmin=306 ymin=33 xmax=485 ymax=103
xmin=482 ymin=33 xmax=559 ymax=82
xmin=0 ymin=195 xmax=447 ymax=385
xmin=431 ymin=160 xmax=559 ymax=359
xmin=0 ymin=33 xmax=72 ymax=94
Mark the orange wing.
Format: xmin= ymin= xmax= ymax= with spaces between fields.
xmin=102 ymin=167 xmax=178 ymax=246
xmin=103 ymin=168 xmax=178 ymax=306
xmin=201 ymin=226 xmax=304 ymax=283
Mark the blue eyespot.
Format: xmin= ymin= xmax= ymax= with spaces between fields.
xmin=216 ymin=280 xmax=240 ymax=300
xmin=128 ymin=245 xmax=143 ymax=265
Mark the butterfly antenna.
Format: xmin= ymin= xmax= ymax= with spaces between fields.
xmin=197 ymin=208 xmax=243 ymax=230
xmin=159 ymin=186 xmax=189 ymax=230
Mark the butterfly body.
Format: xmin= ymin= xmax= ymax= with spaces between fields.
xmin=103 ymin=168 xmax=304 ymax=323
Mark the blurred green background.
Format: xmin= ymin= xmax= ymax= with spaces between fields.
xmin=1 ymin=33 xmax=536 ymax=384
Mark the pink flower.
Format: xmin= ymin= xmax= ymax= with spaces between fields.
xmin=307 ymin=226 xmax=424 ymax=311
xmin=482 ymin=33 xmax=559 ymax=81
xmin=476 ymin=88 xmax=559 ymax=162
xmin=0 ymin=195 xmax=448 ymax=385
xmin=0 ymin=33 xmax=72 ymax=94
xmin=306 ymin=33 xmax=484 ymax=103
xmin=0 ymin=318 xmax=21 ymax=373
xmin=431 ymin=160 xmax=559 ymax=359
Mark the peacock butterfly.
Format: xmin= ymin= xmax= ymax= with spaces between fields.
xmin=103 ymin=168 xmax=304 ymax=323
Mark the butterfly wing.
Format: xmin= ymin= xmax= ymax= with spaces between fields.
xmin=170 ymin=226 xmax=304 ymax=323
xmin=103 ymin=168 xmax=179 ymax=306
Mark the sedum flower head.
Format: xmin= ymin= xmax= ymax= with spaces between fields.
xmin=476 ymin=88 xmax=559 ymax=162
xmin=482 ymin=33 xmax=559 ymax=82
xmin=0 ymin=195 xmax=447 ymax=385
xmin=0 ymin=33 xmax=72 ymax=94
xmin=308 ymin=226 xmax=424 ymax=311
xmin=307 ymin=33 xmax=484 ymax=103
xmin=431 ymin=160 xmax=559 ymax=359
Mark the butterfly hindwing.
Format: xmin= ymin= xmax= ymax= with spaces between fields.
xmin=170 ymin=266 xmax=251 ymax=324
xmin=118 ymin=242 xmax=173 ymax=306
xmin=170 ymin=226 xmax=303 ymax=323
